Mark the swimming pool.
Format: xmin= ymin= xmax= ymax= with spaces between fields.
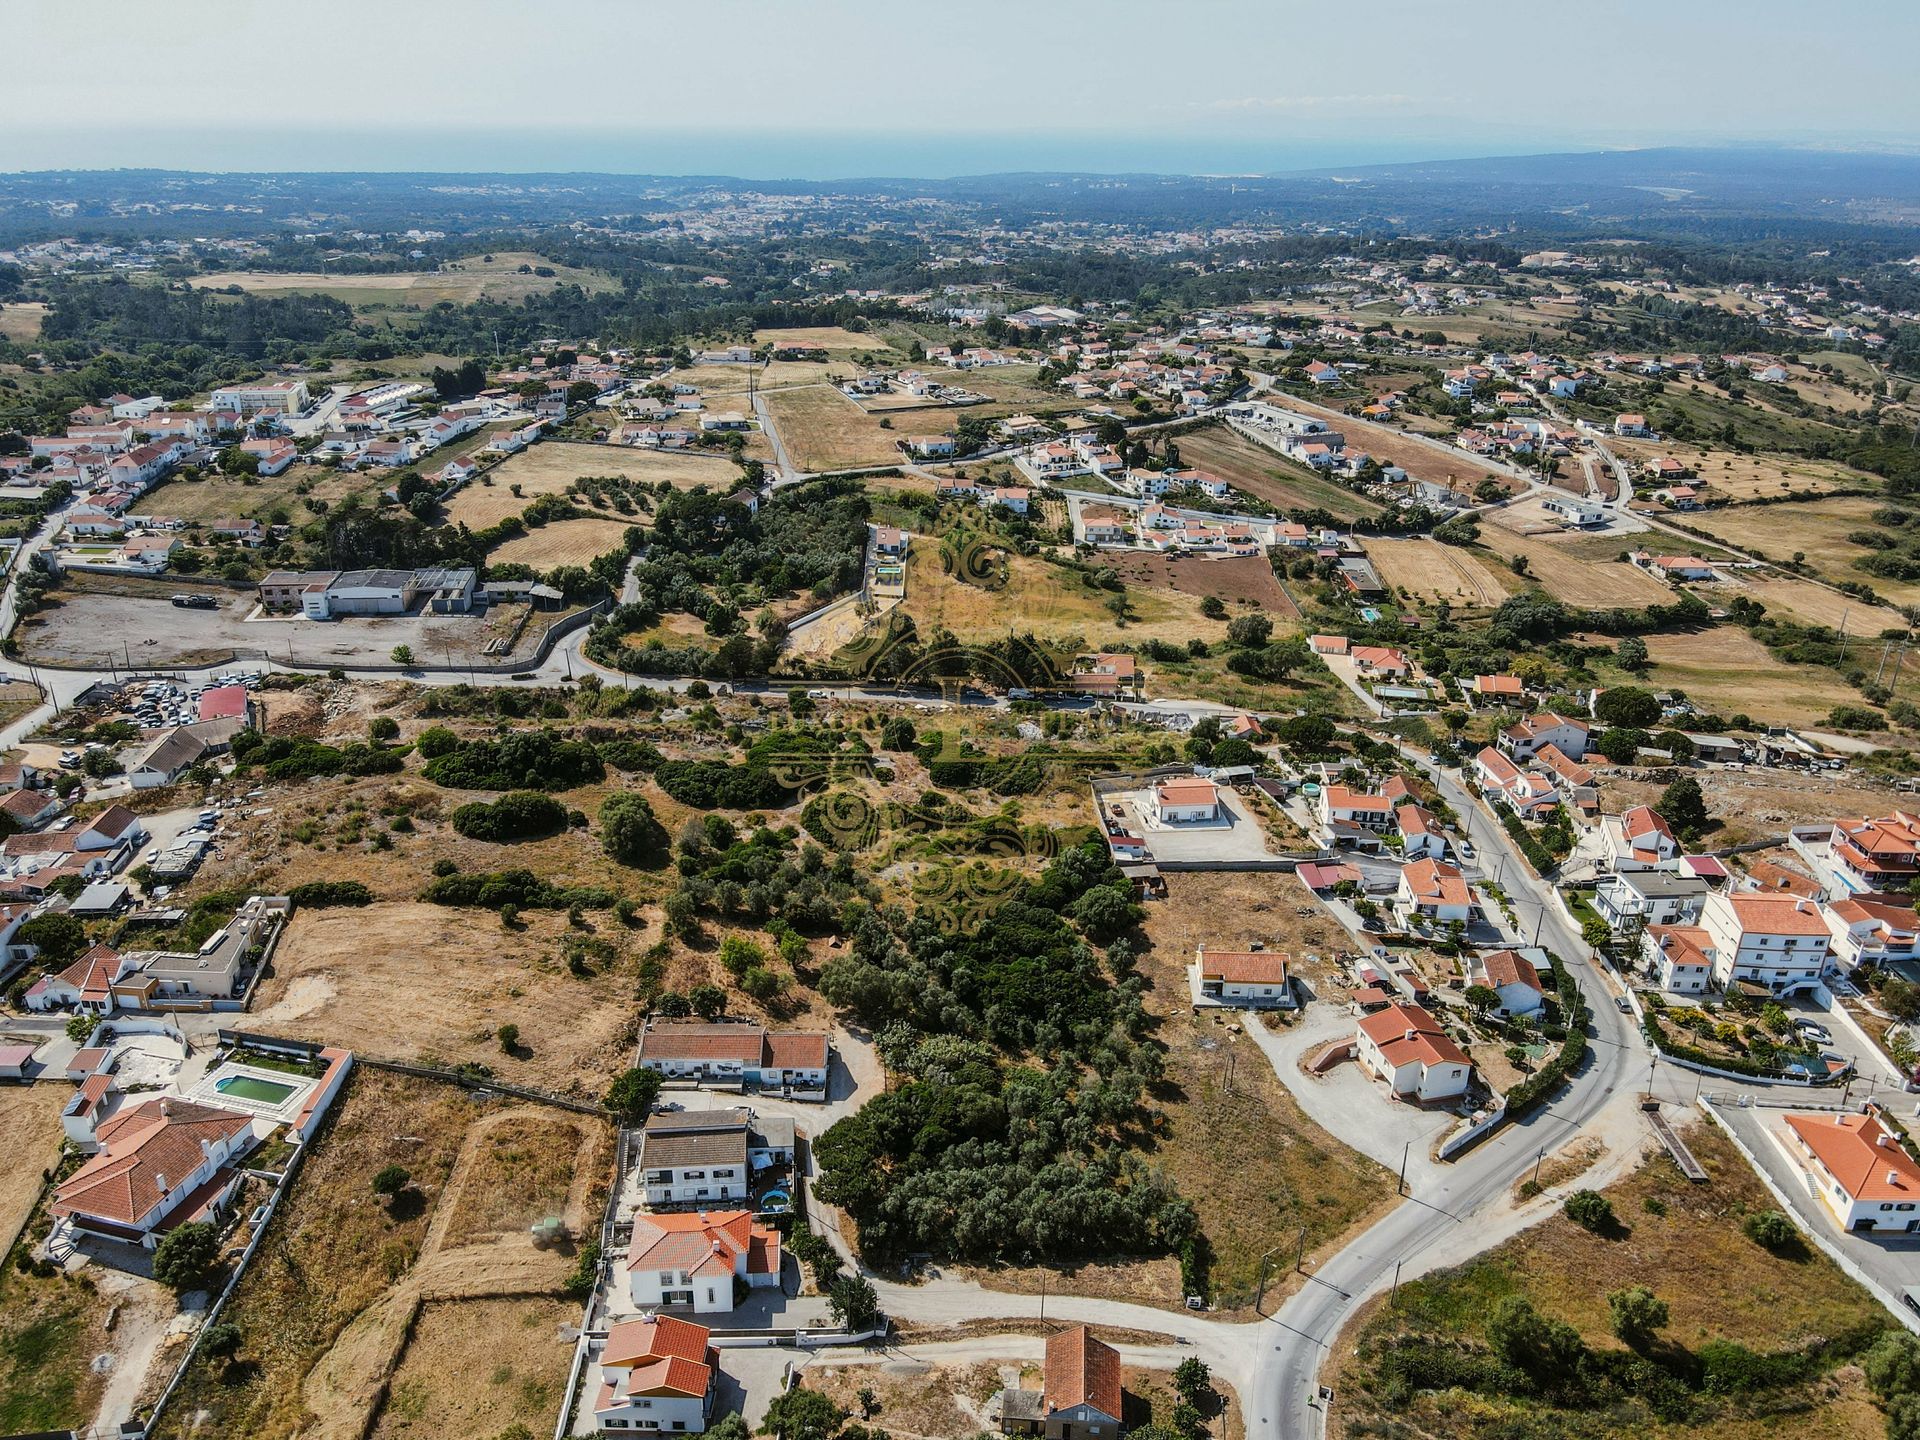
xmin=214 ymin=1073 xmax=298 ymax=1104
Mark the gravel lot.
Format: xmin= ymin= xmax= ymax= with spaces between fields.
xmin=19 ymin=585 xmax=545 ymax=668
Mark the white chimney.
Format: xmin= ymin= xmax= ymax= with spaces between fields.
xmin=1892 ymin=1170 xmax=1903 ymax=1188
xmin=154 ymin=1172 xmax=167 ymax=1194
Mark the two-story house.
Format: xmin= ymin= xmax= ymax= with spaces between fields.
xmin=1603 ymin=805 xmax=1679 ymax=872
xmin=626 ymin=1210 xmax=781 ymax=1315
xmin=51 ymin=1096 xmax=254 ymax=1248
xmin=593 ymin=1312 xmax=718 ymax=1435
xmin=1594 ymin=871 xmax=1709 ymax=936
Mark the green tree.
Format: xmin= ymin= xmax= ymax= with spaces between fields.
xmin=368 ymin=715 xmax=399 ymax=742
xmin=1172 ymin=1356 xmax=1212 ymax=1404
xmin=201 ymin=1321 xmax=242 ymax=1358
xmin=788 ymin=686 xmax=817 ymax=719
xmin=604 ymin=1066 xmax=663 ymax=1123
xmin=66 ymin=1014 xmax=95 ymax=1042
xmin=371 ymin=1164 xmax=411 ymax=1197
xmin=390 ymin=644 xmax=414 ymax=666
xmin=153 ymin=1221 xmax=221 ymax=1292
xmin=689 ymin=983 xmax=728 ymax=1019
xmin=1616 ymin=635 xmax=1650 ymax=672
xmin=1658 ymin=775 xmax=1710 ymax=839
xmin=1200 ymin=596 xmax=1227 ymax=620
xmin=1563 ymin=1189 xmax=1615 ymax=1233
xmin=880 ymin=717 xmax=916 ymax=751
xmin=826 ymin=1273 xmax=881 ymax=1331
xmin=1225 ymin=613 xmax=1273 ymax=648
xmin=497 ymin=1023 xmax=521 ymax=1054
xmin=1486 ymin=1294 xmax=1586 ymax=1378
xmin=1071 ymin=885 xmax=1140 ymax=944
xmin=761 ymin=1386 xmax=845 ymax=1440
xmin=601 ymin=792 xmax=668 ymax=866
xmin=1743 ymin=1209 xmax=1798 ymax=1251
xmin=1594 ymin=686 xmax=1661 ymax=727
xmin=1607 ymin=1285 xmax=1669 ymax=1349
xmin=1464 ymin=984 xmax=1500 ymax=1013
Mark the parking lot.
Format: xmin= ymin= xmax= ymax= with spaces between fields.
xmin=19 ymin=582 xmax=546 ymax=668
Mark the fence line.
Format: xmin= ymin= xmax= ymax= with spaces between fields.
xmin=352 ymin=1054 xmax=604 ymax=1115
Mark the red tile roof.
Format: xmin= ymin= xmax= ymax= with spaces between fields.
xmin=1481 ymin=949 xmax=1542 ymax=994
xmin=1195 ymin=948 xmax=1288 ymax=985
xmin=1358 ymin=1001 xmax=1471 ymax=1070
xmin=1786 ymin=1112 xmax=1920 ymax=1203
xmin=1045 ymin=1326 xmax=1123 ymax=1420
xmin=52 ymin=1097 xmax=250 ymax=1228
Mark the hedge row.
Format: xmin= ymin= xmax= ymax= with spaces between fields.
xmin=1504 ymin=950 xmax=1589 ymax=1116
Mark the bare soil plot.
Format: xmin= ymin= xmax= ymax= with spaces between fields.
xmin=1175 ymin=426 xmax=1383 ymax=520
xmin=248 ymin=903 xmax=638 ymax=1100
xmin=1477 ymin=518 xmax=1673 ymax=607
xmin=189 ymin=252 xmax=618 ymax=308
xmin=1366 ymin=537 xmax=1511 ymax=607
xmin=487 ymin=516 xmax=632 ymax=568
xmin=440 ymin=1110 xmax=606 ymax=1248
xmin=1324 ymin=1123 xmax=1892 ymax=1440
xmin=1086 ymin=550 xmax=1298 ymax=616
xmin=369 ymin=1296 xmax=577 ymax=1440
xmin=761 ymin=385 xmax=909 ymax=471
xmin=140 ymin=466 xmax=372 ymax=524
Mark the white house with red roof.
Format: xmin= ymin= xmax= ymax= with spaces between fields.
xmin=593 ymin=1313 xmax=718 ymax=1434
xmin=1396 ymin=803 xmax=1448 ymax=861
xmin=1316 ymin=783 xmax=1396 ymax=839
xmin=51 ymin=1095 xmax=254 ymax=1248
xmin=635 ymin=1022 xmax=829 ymax=1094
xmin=1473 ymin=747 xmax=1558 ymax=820
xmin=1150 ymin=777 xmax=1221 ymax=826
xmin=1824 ymin=896 xmax=1920 ymax=971
xmin=1355 ymin=1001 xmax=1473 ymax=1102
xmin=1500 ymin=712 xmax=1590 ymax=763
xmin=1190 ymin=946 xmax=1294 ymax=1008
xmin=1471 ymin=949 xmax=1544 ymax=1017
xmin=24 ymin=943 xmax=128 ymax=1014
xmin=1782 ymin=1111 xmax=1920 ymax=1233
xmin=1602 ymin=805 xmax=1679 ymax=872
xmin=1396 ymin=858 xmax=1477 ymax=929
xmin=626 ymin=1209 xmax=781 ymax=1314
xmin=1471 ymin=674 xmax=1528 ymax=707
xmin=1641 ymin=923 xmax=1715 ymax=994
xmin=1699 ymin=892 xmax=1832 ymax=995
xmin=1819 ymin=812 xmax=1920 ymax=896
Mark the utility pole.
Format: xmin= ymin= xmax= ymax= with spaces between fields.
xmin=1531 ymin=1149 xmax=1546 ymax=1187
xmin=1397 ymin=1140 xmax=1411 ymax=1195
xmin=1390 ymin=1260 xmax=1404 ymax=1307
xmin=1294 ymin=1223 xmax=1308 ymax=1272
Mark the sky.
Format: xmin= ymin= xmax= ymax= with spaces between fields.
xmin=5 ymin=0 xmax=1917 ymax=178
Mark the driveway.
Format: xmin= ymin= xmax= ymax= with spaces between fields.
xmin=1239 ymin=1004 xmax=1456 ymax=1187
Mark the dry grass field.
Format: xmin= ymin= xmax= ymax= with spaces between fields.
xmin=1688 ymin=496 xmax=1920 ymax=606
xmin=1367 ymin=536 xmax=1513 ymax=606
xmin=369 ymin=1296 xmax=577 ymax=1440
xmin=1639 ymin=628 xmax=1855 ymax=728
xmin=0 ymin=302 xmax=46 ymax=341
xmin=761 ymin=385 xmax=908 ymax=471
xmin=1325 ymin=1123 xmax=1893 ymax=1440
xmin=1725 ymin=571 xmax=1906 ymax=632
xmin=140 ymin=466 xmax=373 ymax=525
xmin=0 ymin=1083 xmax=65 ymax=1248
xmin=440 ymin=1111 xmax=602 ymax=1248
xmin=1176 ymin=426 xmax=1383 ymax=519
xmin=189 ymin=252 xmax=618 ymax=309
xmin=248 ymin=902 xmax=638 ymax=1100
xmin=672 ymin=359 xmax=847 ymax=397
xmin=487 ymin=516 xmax=632 ymax=568
xmin=444 ymin=443 xmax=666 ymax=528
xmin=1606 ymin=435 xmax=1876 ymax=502
xmin=1601 ymin=765 xmax=1918 ymax=848
xmin=898 ymin=544 xmax=1216 ymax=647
xmin=755 ymin=324 xmax=891 ymax=356
xmin=1477 ymin=518 xmax=1674 ymax=606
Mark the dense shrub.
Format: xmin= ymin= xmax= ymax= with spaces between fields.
xmin=286 ymin=880 xmax=373 ymax=909
xmin=421 ymin=867 xmax=615 ymax=911
xmin=450 ymin=790 xmax=569 ymax=842
xmin=421 ymin=730 xmax=604 ymax=791
xmin=652 ymin=759 xmax=792 ymax=810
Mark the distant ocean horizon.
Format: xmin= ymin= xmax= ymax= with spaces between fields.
xmin=0 ymin=125 xmax=1593 ymax=181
